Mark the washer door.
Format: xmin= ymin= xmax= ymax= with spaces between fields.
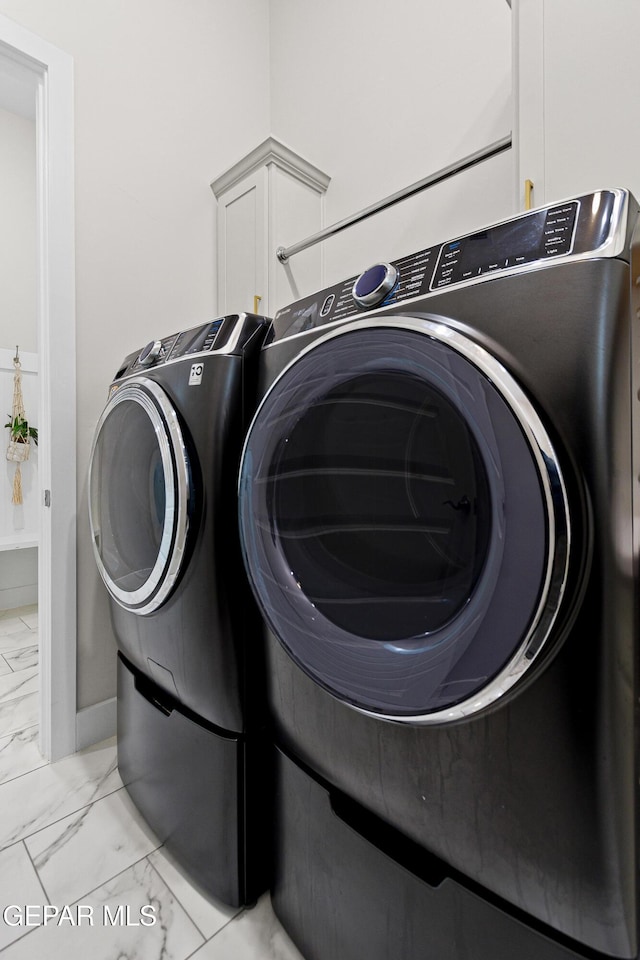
xmin=88 ymin=377 xmax=191 ymax=615
xmin=239 ymin=318 xmax=571 ymax=723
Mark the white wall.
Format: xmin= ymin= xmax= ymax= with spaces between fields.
xmin=0 ymin=547 xmax=37 ymax=610
xmin=0 ymin=107 xmax=36 ymax=352
xmin=269 ymin=0 xmax=513 ymax=284
xmin=0 ymin=0 xmax=271 ymax=709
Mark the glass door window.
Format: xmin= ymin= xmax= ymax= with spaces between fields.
xmin=89 ymin=379 xmax=190 ymax=615
xmin=239 ymin=321 xmax=570 ymax=722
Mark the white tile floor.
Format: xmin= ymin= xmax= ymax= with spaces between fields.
xmin=0 ymin=605 xmax=305 ymax=960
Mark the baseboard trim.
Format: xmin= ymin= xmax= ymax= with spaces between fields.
xmin=76 ymin=696 xmax=117 ymax=751
xmin=0 ymin=584 xmax=38 ymax=611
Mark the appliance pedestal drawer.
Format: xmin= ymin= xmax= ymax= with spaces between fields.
xmin=117 ymin=653 xmax=245 ymax=906
xmin=272 ymin=746 xmax=589 ymax=960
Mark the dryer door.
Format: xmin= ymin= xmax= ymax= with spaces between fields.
xmin=239 ymin=318 xmax=571 ymax=723
xmin=88 ymin=377 xmax=191 ymax=615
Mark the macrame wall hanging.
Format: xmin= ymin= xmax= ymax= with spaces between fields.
xmin=5 ymin=347 xmax=38 ymax=506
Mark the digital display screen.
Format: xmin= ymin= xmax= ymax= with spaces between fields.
xmin=432 ymin=202 xmax=578 ymax=290
xmin=462 ymin=211 xmax=546 ymax=269
xmin=169 ymin=320 xmax=223 ymax=359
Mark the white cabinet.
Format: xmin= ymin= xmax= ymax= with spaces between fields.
xmin=211 ymin=138 xmax=330 ymax=317
xmin=514 ymin=0 xmax=640 ymax=209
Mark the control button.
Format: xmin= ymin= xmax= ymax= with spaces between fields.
xmin=352 ymin=262 xmax=399 ymax=308
xmin=320 ymin=294 xmax=335 ymax=317
xmin=479 ymin=261 xmax=507 ymax=275
xmin=138 ymin=340 xmax=163 ymax=366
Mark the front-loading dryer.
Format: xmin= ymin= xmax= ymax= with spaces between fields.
xmin=238 ymin=190 xmax=640 ymax=958
xmin=89 ymin=312 xmax=271 ymax=907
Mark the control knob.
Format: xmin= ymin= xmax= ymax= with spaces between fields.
xmin=138 ymin=340 xmax=163 ymax=366
xmin=352 ymin=262 xmax=398 ymax=308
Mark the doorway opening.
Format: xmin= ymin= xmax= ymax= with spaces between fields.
xmin=0 ymin=17 xmax=76 ymax=760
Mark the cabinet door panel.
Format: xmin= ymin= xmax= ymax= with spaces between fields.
xmin=217 ymin=170 xmax=267 ymax=315
xmin=517 ymin=0 xmax=640 ymax=206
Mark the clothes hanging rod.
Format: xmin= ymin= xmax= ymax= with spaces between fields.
xmin=276 ymin=133 xmax=512 ymax=264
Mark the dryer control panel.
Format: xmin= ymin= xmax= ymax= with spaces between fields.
xmin=270 ymin=188 xmax=631 ymax=344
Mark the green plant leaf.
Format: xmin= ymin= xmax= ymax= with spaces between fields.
xmin=4 ymin=412 xmax=37 ymax=444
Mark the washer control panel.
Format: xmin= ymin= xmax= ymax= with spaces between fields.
xmin=271 ymin=189 xmax=626 ymax=344
xmin=112 ymin=313 xmax=269 ymax=381
xmin=169 ymin=318 xmax=224 ymax=360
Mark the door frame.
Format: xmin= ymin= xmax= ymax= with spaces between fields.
xmin=0 ymin=14 xmax=76 ymax=760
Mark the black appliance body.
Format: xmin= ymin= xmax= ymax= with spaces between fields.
xmin=89 ymin=313 xmax=270 ymax=907
xmin=238 ymin=190 xmax=640 ymax=958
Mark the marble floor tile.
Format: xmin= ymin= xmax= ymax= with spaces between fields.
xmin=0 ymin=618 xmax=34 ymax=639
xmin=0 ymin=656 xmax=13 ymax=677
xmin=0 ymin=666 xmax=38 ymax=704
xmin=0 ymin=842 xmax=48 ymax=951
xmin=0 ymin=629 xmax=38 ymax=655
xmin=0 ymin=692 xmax=38 ymax=738
xmin=0 ymin=725 xmax=46 ymax=785
xmin=26 ymin=787 xmax=161 ymax=906
xmin=148 ymin=846 xmax=240 ymax=940
xmin=0 ymin=737 xmax=122 ymax=850
xmin=190 ymin=894 xmax=305 ymax=960
xmin=2 ymin=644 xmax=39 ymax=672
xmin=18 ymin=612 xmax=38 ymax=630
xmin=0 ymin=857 xmax=205 ymax=960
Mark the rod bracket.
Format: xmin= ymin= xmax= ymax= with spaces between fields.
xmin=276 ymin=246 xmax=288 ymax=264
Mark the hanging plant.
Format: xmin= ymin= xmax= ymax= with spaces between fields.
xmin=5 ymin=413 xmax=38 ymax=450
xmin=5 ymin=352 xmax=36 ymax=504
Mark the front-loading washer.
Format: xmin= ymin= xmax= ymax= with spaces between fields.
xmin=88 ymin=312 xmax=271 ymax=907
xmin=238 ymin=190 xmax=640 ymax=958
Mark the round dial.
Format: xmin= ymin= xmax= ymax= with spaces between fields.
xmin=352 ymin=262 xmax=398 ymax=308
xmin=138 ymin=340 xmax=163 ymax=366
